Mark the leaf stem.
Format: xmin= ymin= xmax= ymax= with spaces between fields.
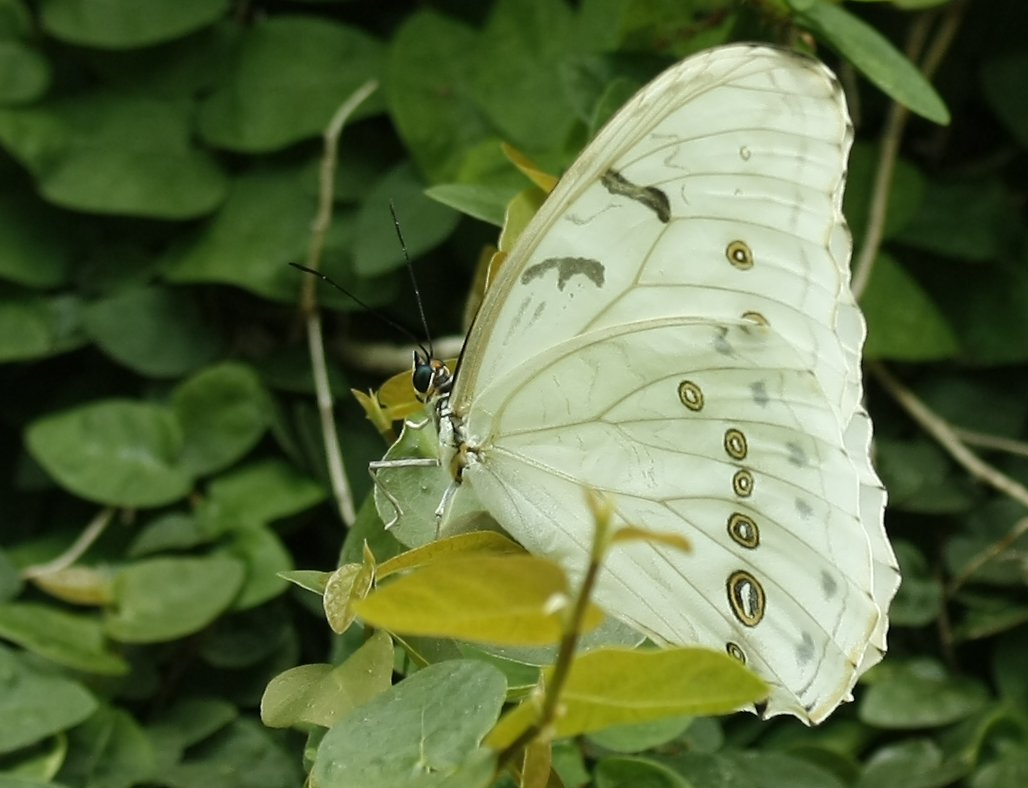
xmin=496 ymin=496 xmax=613 ymax=767
xmin=298 ymin=79 xmax=379 ymax=527
xmin=22 ymin=507 xmax=115 ymax=579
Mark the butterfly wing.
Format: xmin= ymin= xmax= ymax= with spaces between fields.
xmin=445 ymin=44 xmax=899 ymax=723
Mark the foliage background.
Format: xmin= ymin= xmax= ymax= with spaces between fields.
xmin=1 ymin=0 xmax=1027 ymax=786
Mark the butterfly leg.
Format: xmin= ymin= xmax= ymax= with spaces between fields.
xmin=368 ymin=456 xmax=439 ymax=529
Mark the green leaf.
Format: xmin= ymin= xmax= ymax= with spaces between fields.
xmin=354 ymin=555 xmax=604 ymax=646
xmin=549 ymin=647 xmax=766 ymax=737
xmin=25 ymin=399 xmax=193 ymax=507
xmin=83 ymin=285 xmax=221 ymax=378
xmin=353 ymin=162 xmax=460 ymax=276
xmin=386 ymin=10 xmax=493 ymax=182
xmin=377 ymin=531 xmax=526 ymax=579
xmin=146 ymin=697 xmax=238 ymax=770
xmin=0 ymin=293 xmax=84 ymax=362
xmin=586 ymin=715 xmax=694 ymax=754
xmin=928 ymin=259 xmax=1028 ymax=365
xmin=0 ymin=92 xmax=227 ymax=218
xmin=0 ymin=191 xmax=73 ymax=287
xmin=860 ymin=659 xmax=990 ymax=729
xmin=789 ymin=0 xmax=950 ymax=125
xmin=595 ymin=756 xmax=693 ymax=788
xmin=165 ymin=718 xmax=303 ymax=788
xmin=874 ymin=437 xmax=977 ymax=514
xmin=163 ymin=164 xmax=393 ymax=308
xmin=373 ymin=415 xmax=450 ymax=548
xmin=312 ymin=660 xmax=504 ymax=788
xmin=982 ymin=50 xmax=1028 ymax=148
xmin=57 ymin=707 xmax=156 ymax=788
xmin=861 ymin=253 xmax=960 ymax=361
xmin=854 ymin=738 xmax=970 ymax=788
xmin=0 ymin=40 xmax=49 ymax=104
xmin=468 ymin=0 xmax=585 ymax=151
xmin=198 ymin=605 xmax=292 ymax=669
xmin=889 ymin=542 xmax=943 ymax=628
xmin=323 ymin=561 xmax=374 ymax=635
xmin=105 ymin=555 xmax=245 ymax=643
xmin=197 ymin=16 xmax=383 ymax=153
xmin=893 ymin=178 xmax=1020 ymax=262
xmin=221 ymin=527 xmax=292 ymax=610
xmin=425 ymin=182 xmax=516 ymax=227
xmin=201 ymin=458 xmax=326 ymax=526
xmin=171 ymin=362 xmax=272 ymax=476
xmin=733 ymin=751 xmax=847 ymax=788
xmin=0 ymin=644 xmax=97 ymax=755
xmin=0 ymin=602 xmax=129 ymax=675
xmin=40 ymin=0 xmax=229 ymax=49
xmin=261 ymin=630 xmax=393 ymax=728
xmin=843 ymin=143 xmax=925 ymax=244
xmin=944 ymin=500 xmax=1028 ymax=589
xmin=128 ymin=512 xmax=211 ymax=557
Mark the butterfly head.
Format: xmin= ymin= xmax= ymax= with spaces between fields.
xmin=412 ymin=349 xmax=452 ymax=402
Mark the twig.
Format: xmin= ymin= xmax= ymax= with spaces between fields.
xmin=851 ymin=3 xmax=966 ymax=298
xmin=22 ymin=507 xmax=115 ymax=579
xmin=496 ymin=495 xmax=614 ymax=768
xmin=298 ymin=79 xmax=379 ymax=527
xmin=869 ymin=363 xmax=1028 ymax=592
xmin=951 ymin=428 xmax=1028 ymax=460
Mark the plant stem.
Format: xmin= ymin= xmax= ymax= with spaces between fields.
xmin=298 ymin=79 xmax=379 ymax=527
xmin=869 ymin=362 xmax=1028 ymax=592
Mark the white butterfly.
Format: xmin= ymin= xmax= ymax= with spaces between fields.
xmin=386 ymin=43 xmax=900 ymax=724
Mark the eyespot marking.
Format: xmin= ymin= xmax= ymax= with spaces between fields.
xmin=732 ymin=469 xmax=754 ymax=497
xmin=726 ymin=642 xmax=747 ymax=663
xmin=724 ymin=428 xmax=748 ymax=460
xmin=727 ymin=570 xmax=765 ymax=627
xmin=678 ymin=380 xmax=703 ymax=411
xmin=726 ymin=240 xmax=753 ymax=270
xmin=727 ymin=512 xmax=759 ymax=549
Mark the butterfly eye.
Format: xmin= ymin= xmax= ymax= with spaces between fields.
xmin=411 ymin=351 xmax=434 ymax=395
xmin=411 ymin=352 xmax=453 ymax=399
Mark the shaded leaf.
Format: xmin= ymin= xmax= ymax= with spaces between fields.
xmin=197 ymin=16 xmax=383 ymax=153
xmin=0 ymin=602 xmax=129 ymax=675
xmin=41 ymin=0 xmax=229 ymax=49
xmin=105 ymin=556 xmax=245 ymax=643
xmin=26 ymin=399 xmax=193 ymax=507
xmin=312 ymin=660 xmax=503 ymax=788
xmin=83 ymin=285 xmax=221 ymax=378
xmin=0 ymin=644 xmax=97 ymax=755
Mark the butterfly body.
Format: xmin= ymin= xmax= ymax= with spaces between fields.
xmin=413 ymin=43 xmax=898 ymax=724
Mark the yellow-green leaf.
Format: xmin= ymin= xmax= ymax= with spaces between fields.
xmin=323 ymin=560 xmax=374 ymax=635
xmin=549 ymin=647 xmax=766 ymax=737
xmin=261 ymin=630 xmax=393 ymax=728
xmin=354 ymin=555 xmax=603 ymax=645
xmin=377 ymin=531 xmax=526 ymax=579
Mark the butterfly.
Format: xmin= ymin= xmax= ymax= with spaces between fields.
xmin=385 ymin=43 xmax=900 ymax=724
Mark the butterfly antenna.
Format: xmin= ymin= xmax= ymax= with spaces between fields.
xmin=289 ymin=263 xmax=427 ymax=353
xmin=389 ymin=200 xmax=435 ymax=360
